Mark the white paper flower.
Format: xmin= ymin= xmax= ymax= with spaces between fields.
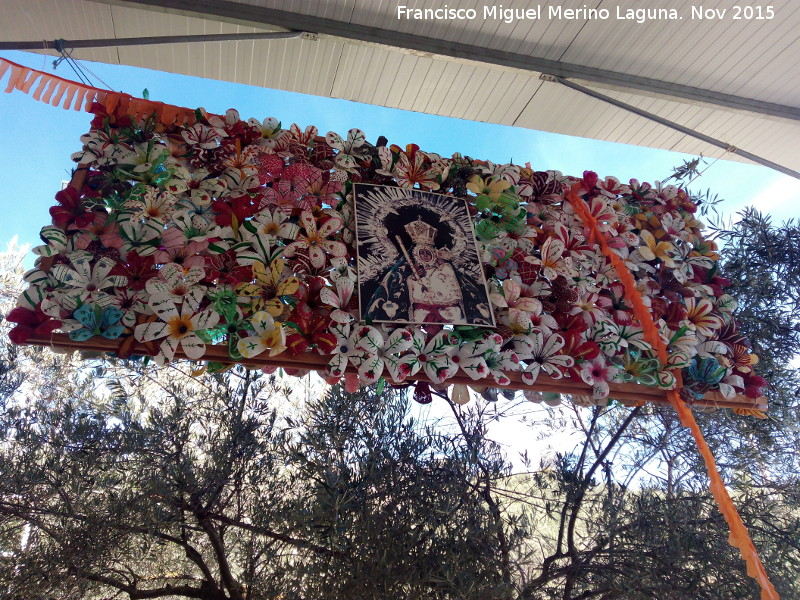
xmin=51 ymin=252 xmax=127 ymax=310
xmin=406 ymin=330 xmax=459 ymax=384
xmin=326 ymin=323 xmax=365 ymax=379
xmin=145 ymin=263 xmax=206 ymax=302
xmin=520 ymin=331 xmax=574 ymax=385
xmin=354 ymin=325 xmax=414 ymax=384
xmin=134 ymin=289 xmax=219 ymax=366
xmin=237 ymin=311 xmax=286 ymax=358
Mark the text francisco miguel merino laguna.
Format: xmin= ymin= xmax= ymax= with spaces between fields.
xmin=398 ymin=5 xmax=690 ymax=24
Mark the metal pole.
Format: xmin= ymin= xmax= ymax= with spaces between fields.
xmin=546 ymin=75 xmax=800 ymax=181
xmin=0 ymin=31 xmax=304 ymax=51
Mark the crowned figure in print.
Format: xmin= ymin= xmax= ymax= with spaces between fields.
xmin=354 ymin=184 xmax=493 ymax=326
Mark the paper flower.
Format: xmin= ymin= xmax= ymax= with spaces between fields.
xmin=249 ymin=116 xmax=287 ymax=148
xmin=479 ymin=335 xmax=521 ymax=386
xmin=123 ymin=185 xmax=177 ymax=224
xmin=111 ymin=288 xmax=150 ymax=327
xmin=579 ymin=356 xmax=619 ymax=399
xmin=683 ymin=297 xmax=723 ymax=338
xmin=243 ymin=208 xmax=299 ymax=241
xmin=237 ymin=311 xmax=286 ymax=358
xmin=450 ymin=336 xmax=494 ymax=381
xmin=204 ymin=250 xmax=252 ymax=287
xmin=284 ymin=304 xmax=337 ymax=356
xmin=406 ymin=330 xmax=459 ymax=384
xmin=520 ymin=331 xmax=574 ymax=385
xmin=354 ymin=325 xmax=414 ymax=384
xmin=134 ymin=289 xmax=219 ymax=366
xmin=74 ymin=213 xmax=123 ymax=250
xmin=325 ymin=322 xmax=365 ymax=379
xmin=326 ymin=128 xmax=368 ymax=172
xmin=638 ymin=230 xmax=676 ymax=267
xmin=236 ymin=259 xmax=299 ymax=317
xmin=49 ymin=186 xmax=95 ymax=231
xmin=489 ymin=279 xmax=542 ymax=328
xmin=32 ymin=226 xmax=72 ymax=258
xmin=145 ymin=263 xmax=206 ymax=302
xmin=283 ymin=211 xmax=347 ymax=269
xmin=51 ymin=252 xmax=127 ymax=310
xmin=69 ymin=305 xmax=125 ymax=341
xmin=110 ymin=252 xmax=160 ymax=291
xmin=181 ymin=122 xmax=226 ymax=149
xmin=377 ymin=144 xmax=442 ymax=190
xmin=467 ymin=174 xmax=511 ymax=202
xmin=6 ymin=306 xmax=62 ymax=345
xmin=319 ymin=276 xmax=355 ymax=324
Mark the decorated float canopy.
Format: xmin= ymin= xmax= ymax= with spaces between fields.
xmin=1 ymin=57 xmax=767 ymax=413
xmin=0 ymin=57 xmax=780 ymax=599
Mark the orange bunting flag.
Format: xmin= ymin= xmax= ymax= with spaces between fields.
xmin=0 ymin=56 xmax=202 ymax=127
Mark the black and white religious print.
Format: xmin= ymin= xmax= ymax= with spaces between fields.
xmin=353 ymin=183 xmax=494 ymax=326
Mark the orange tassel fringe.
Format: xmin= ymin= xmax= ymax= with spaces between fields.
xmin=0 ymin=57 xmax=197 ymax=126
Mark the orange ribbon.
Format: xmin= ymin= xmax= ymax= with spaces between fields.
xmin=567 ymin=187 xmax=779 ymax=599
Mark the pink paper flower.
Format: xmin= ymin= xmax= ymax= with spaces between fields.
xmin=283 ymin=211 xmax=347 ymax=270
xmin=579 ymin=356 xmax=618 ymax=399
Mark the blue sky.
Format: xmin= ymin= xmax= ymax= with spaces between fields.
xmin=0 ymin=47 xmax=797 ymax=264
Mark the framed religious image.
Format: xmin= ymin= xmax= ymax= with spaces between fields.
xmin=353 ymin=183 xmax=495 ymax=326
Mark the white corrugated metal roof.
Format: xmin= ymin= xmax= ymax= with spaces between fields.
xmin=2 ymin=0 xmax=799 ymax=171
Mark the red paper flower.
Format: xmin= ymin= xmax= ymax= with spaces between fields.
xmin=285 ymin=304 xmax=336 ymax=356
xmin=692 ymin=267 xmax=730 ymax=298
xmin=110 ymin=252 xmax=159 ymax=291
xmin=742 ymin=373 xmax=767 ymax=399
xmin=293 ymin=276 xmax=330 ymax=315
xmin=554 ymin=312 xmax=589 ymax=343
xmin=257 ymin=153 xmax=285 ymax=184
xmin=6 ymin=306 xmax=62 ymax=345
xmin=578 ymin=170 xmax=599 ymax=193
xmin=560 ymin=335 xmax=601 ymax=382
xmin=204 ymin=250 xmax=252 ymax=286
xmin=49 ymin=186 xmax=95 ymax=231
xmin=211 ymin=194 xmax=256 ymax=227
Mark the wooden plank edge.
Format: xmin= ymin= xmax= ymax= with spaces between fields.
xmin=20 ymin=333 xmax=767 ymax=412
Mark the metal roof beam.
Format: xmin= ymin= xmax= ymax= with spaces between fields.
xmin=98 ymin=0 xmax=800 ymax=122
xmin=545 ymin=75 xmax=800 ymax=180
xmin=0 ymin=31 xmax=305 ymax=51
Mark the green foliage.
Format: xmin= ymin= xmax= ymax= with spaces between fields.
xmin=0 ymin=340 xmax=519 ymax=599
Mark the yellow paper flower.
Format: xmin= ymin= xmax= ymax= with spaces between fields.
xmin=639 ymin=230 xmax=675 ymax=267
xmin=236 ymin=259 xmax=299 ymax=316
xmin=237 ymin=311 xmax=286 ymax=358
xmin=467 ymin=174 xmax=511 ymax=201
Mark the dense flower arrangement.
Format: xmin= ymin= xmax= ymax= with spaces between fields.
xmin=8 ymin=104 xmax=767 ymax=405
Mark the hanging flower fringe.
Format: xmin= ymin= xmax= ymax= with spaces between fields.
xmin=567 ymin=184 xmax=780 ymax=600
xmin=0 ymin=57 xmax=197 ymax=126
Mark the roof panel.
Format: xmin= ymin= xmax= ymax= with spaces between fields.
xmin=2 ymin=0 xmax=799 ymax=172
